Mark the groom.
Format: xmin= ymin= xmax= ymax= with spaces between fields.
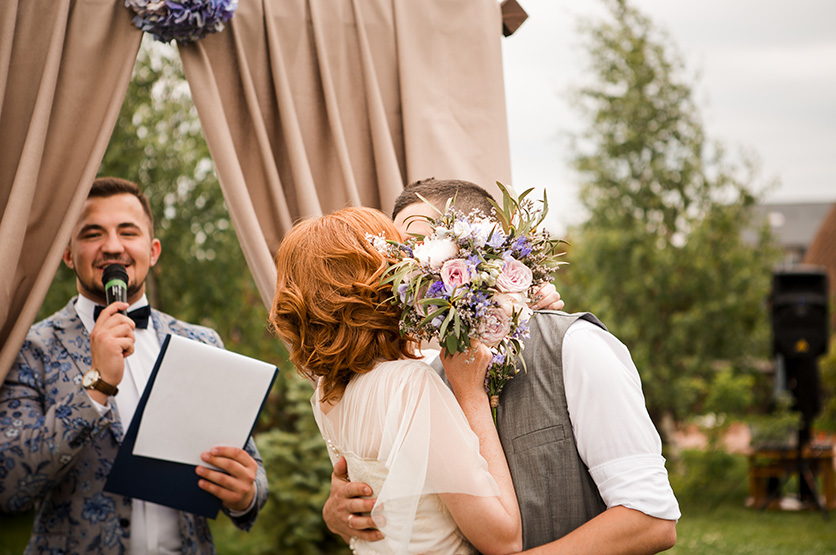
xmin=323 ymin=178 xmax=679 ymax=553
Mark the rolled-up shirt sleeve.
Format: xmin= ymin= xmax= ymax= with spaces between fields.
xmin=563 ymin=320 xmax=681 ymax=521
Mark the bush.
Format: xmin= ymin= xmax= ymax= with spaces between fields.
xmin=747 ymin=392 xmax=802 ymax=449
xmin=670 ymin=449 xmax=749 ymax=510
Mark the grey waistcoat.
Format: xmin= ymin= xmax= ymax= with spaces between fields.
xmin=434 ymin=310 xmax=607 ymax=549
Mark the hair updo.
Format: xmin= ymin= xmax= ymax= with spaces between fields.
xmin=270 ymin=206 xmax=416 ymax=402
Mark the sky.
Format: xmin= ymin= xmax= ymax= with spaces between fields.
xmin=501 ymin=0 xmax=836 ymax=233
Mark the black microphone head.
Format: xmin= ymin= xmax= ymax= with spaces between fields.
xmin=102 ymin=264 xmax=129 ymax=289
xmin=102 ymin=264 xmax=129 ymax=308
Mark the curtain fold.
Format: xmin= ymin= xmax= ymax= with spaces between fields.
xmin=0 ymin=0 xmax=510 ymax=383
xmin=0 ymin=0 xmax=142 ymax=383
xmin=394 ymin=0 xmax=511 ymax=192
xmin=181 ymin=0 xmax=511 ymax=308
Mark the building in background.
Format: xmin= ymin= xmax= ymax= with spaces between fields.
xmin=747 ymin=202 xmax=835 ymax=264
xmin=803 ymin=203 xmax=836 ymax=328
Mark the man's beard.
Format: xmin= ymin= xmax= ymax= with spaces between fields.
xmin=77 ymin=270 xmax=144 ymax=301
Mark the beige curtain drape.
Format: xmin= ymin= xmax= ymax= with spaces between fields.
xmin=0 ymin=0 xmax=142 ymax=383
xmin=180 ymin=0 xmax=511 ymax=307
xmin=0 ymin=0 xmax=511 ymax=383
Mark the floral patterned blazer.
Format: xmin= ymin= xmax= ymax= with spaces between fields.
xmin=0 ymin=299 xmax=268 ymax=555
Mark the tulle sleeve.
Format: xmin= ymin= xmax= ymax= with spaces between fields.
xmin=368 ymin=360 xmax=500 ymax=551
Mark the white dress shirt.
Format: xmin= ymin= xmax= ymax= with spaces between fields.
xmin=75 ymin=294 xmax=182 ymax=554
xmin=563 ymin=320 xmax=680 ymax=520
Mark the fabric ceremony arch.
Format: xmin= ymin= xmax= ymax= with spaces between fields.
xmin=179 ymin=0 xmax=511 ymax=308
xmin=0 ymin=0 xmax=512 ymax=384
xmin=0 ymin=0 xmax=143 ymax=385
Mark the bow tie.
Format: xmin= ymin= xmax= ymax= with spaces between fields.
xmin=93 ymin=305 xmax=151 ymax=329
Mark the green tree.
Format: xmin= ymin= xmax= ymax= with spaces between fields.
xmin=564 ymin=0 xmax=782 ymax=443
xmin=37 ymin=37 xmax=344 ymax=552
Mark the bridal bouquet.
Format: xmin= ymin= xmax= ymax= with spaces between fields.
xmin=371 ymin=183 xmax=566 ymax=423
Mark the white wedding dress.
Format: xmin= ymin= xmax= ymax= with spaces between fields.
xmin=311 ymin=359 xmax=500 ymax=554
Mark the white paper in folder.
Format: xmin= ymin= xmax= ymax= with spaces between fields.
xmin=132 ymin=334 xmax=276 ymax=468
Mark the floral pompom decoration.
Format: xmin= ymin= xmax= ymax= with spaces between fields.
xmin=125 ymin=0 xmax=238 ymax=44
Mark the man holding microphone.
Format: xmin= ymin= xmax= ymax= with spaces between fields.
xmin=0 ymin=177 xmax=267 ymax=554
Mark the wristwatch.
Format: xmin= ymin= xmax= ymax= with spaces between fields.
xmin=82 ymin=368 xmax=119 ymax=396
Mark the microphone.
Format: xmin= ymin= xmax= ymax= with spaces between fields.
xmin=102 ymin=264 xmax=129 ymax=315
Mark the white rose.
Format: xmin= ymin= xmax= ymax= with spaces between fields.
xmin=413 ymin=238 xmax=459 ymax=269
xmin=470 ymin=219 xmax=496 ymax=247
xmin=452 ymin=220 xmax=472 ymax=240
xmin=494 ymin=292 xmax=528 ymax=318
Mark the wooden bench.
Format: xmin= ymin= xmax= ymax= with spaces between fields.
xmin=747 ymin=444 xmax=835 ymax=511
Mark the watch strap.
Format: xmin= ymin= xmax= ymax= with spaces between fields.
xmin=90 ymin=378 xmax=119 ymax=396
xmin=84 ymin=370 xmax=119 ymax=396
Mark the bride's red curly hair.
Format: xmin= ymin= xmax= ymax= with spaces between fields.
xmin=270 ymin=206 xmax=417 ymax=403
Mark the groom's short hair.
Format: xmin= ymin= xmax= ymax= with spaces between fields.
xmin=392 ymin=178 xmax=495 ymax=219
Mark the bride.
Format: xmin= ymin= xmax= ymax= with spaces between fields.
xmin=269 ymin=207 xmax=521 ymax=554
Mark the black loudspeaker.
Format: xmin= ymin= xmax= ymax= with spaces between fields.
xmin=771 ymin=267 xmax=829 ymax=359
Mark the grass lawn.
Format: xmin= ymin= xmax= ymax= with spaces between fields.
xmin=667 ymin=501 xmax=835 ymax=554
xmin=207 ymin=497 xmax=836 ymax=555
xmin=665 ymin=448 xmax=836 ymax=554
xmin=5 ymin=504 xmax=835 ymax=554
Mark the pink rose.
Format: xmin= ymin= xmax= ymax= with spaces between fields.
xmin=478 ymin=307 xmax=512 ymax=347
xmin=440 ymin=259 xmax=472 ymax=291
xmin=495 ymin=258 xmax=533 ymax=293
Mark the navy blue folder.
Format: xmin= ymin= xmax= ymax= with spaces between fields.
xmin=104 ymin=335 xmax=277 ymax=518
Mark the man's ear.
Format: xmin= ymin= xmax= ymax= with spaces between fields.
xmin=61 ymin=246 xmax=74 ymax=269
xmin=150 ymin=238 xmax=162 ymax=267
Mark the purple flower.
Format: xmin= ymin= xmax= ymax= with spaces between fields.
xmin=397 ymin=282 xmax=411 ymax=304
xmin=512 ymin=236 xmax=533 ymax=257
xmin=426 ymin=280 xmax=447 ymax=298
xmin=487 ymin=230 xmax=506 ymax=249
xmin=512 ymin=320 xmax=531 ymax=341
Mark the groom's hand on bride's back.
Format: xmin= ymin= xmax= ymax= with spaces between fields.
xmin=323 ymin=456 xmax=384 ymax=543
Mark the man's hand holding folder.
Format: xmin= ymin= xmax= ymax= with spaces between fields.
xmin=197 ymin=446 xmax=259 ymax=512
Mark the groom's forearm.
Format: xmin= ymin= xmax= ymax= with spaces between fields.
xmin=517 ymin=506 xmax=676 ymax=555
